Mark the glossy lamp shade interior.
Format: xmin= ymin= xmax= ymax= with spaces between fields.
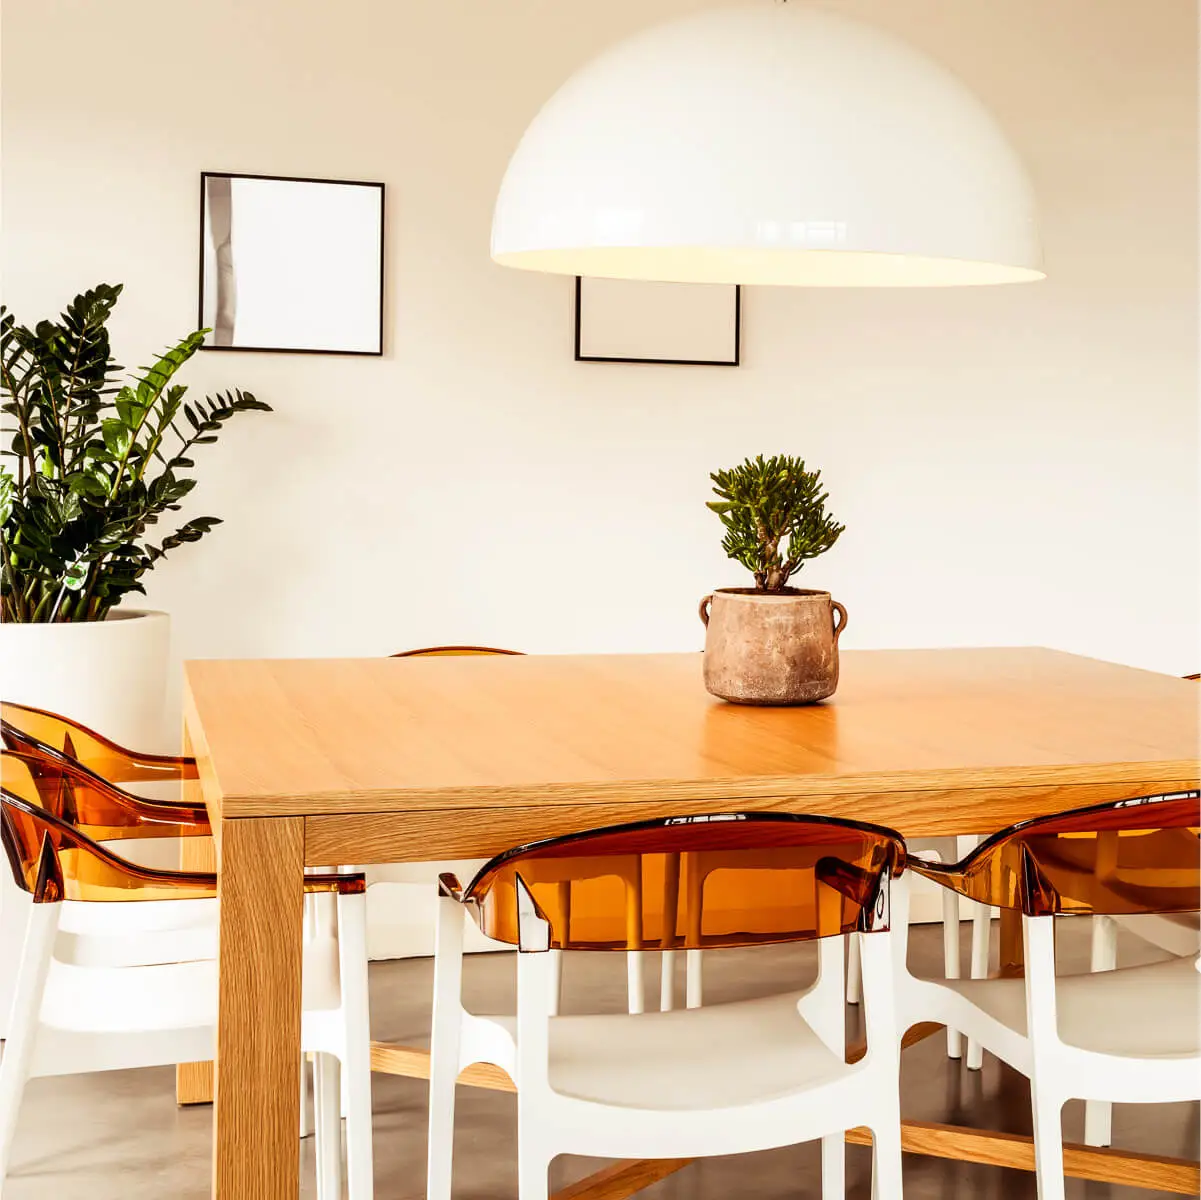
xmin=459 ymin=813 xmax=905 ymax=952
xmin=908 ymin=791 xmax=1201 ymax=917
xmin=492 ymin=5 xmax=1042 ymax=287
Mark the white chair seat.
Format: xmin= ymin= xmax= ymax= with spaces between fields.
xmin=940 ymin=954 xmax=1200 ymax=1059
xmin=39 ymin=931 xmax=346 ymax=1036
xmin=1113 ymin=911 xmax=1201 ymax=958
xmin=56 ymin=897 xmax=217 ymax=967
xmin=40 ymin=959 xmax=215 ymax=1034
xmin=480 ymin=991 xmax=846 ymax=1111
xmin=2 ymin=899 xmax=374 ymax=1199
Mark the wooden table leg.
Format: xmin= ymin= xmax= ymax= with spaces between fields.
xmin=213 ymin=816 xmax=305 ymax=1200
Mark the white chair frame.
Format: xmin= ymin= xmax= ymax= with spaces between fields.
xmin=427 ymin=876 xmax=905 ymax=1200
xmin=1081 ymin=909 xmax=1201 ymax=1147
xmin=0 ymin=884 xmax=374 ymax=1200
xmin=891 ymin=874 xmax=1200 ymax=1200
xmin=848 ymin=836 xmax=992 ymax=1063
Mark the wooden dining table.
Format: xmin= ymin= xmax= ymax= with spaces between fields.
xmin=180 ymin=646 xmax=1200 ymax=1200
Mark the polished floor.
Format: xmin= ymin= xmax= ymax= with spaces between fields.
xmin=4 ymin=923 xmax=1196 ymax=1199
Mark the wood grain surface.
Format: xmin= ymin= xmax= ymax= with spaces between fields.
xmin=301 ymin=776 xmax=1195 ymax=865
xmin=212 ymin=816 xmax=305 ymax=1200
xmin=186 ymin=648 xmax=1200 ymax=1199
xmin=845 ymin=1121 xmax=1200 ymax=1194
xmin=552 ymin=1158 xmax=693 ymax=1200
xmin=185 ymin=649 xmax=1199 ymax=821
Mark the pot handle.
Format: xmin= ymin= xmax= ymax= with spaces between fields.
xmin=831 ymin=599 xmax=848 ymax=641
xmin=698 ymin=595 xmax=714 ymax=627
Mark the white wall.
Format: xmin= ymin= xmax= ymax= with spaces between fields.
xmin=3 ymin=0 xmax=1197 ymax=716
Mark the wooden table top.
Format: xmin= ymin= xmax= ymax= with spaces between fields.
xmin=184 ymin=647 xmax=1199 ymax=820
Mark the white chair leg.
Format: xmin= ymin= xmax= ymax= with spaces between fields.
xmin=869 ymin=1118 xmax=904 ymax=1200
xmin=626 ymin=950 xmax=645 ymax=1015
xmin=334 ymin=890 xmax=374 ymax=1200
xmin=0 ymin=885 xmax=30 ymax=1040
xmin=1023 ymin=916 xmax=1067 ymax=1200
xmin=940 ymin=886 xmax=962 ymax=1059
xmin=0 ymin=1014 xmax=32 ymax=1188
xmin=821 ymin=1132 xmax=845 ymax=1200
xmin=965 ymin=905 xmax=990 ymax=1071
xmin=0 ymin=903 xmax=56 ymax=1187
xmin=314 ymin=1052 xmax=342 ymax=1200
xmin=1083 ymin=915 xmax=1118 ymax=1147
xmin=343 ymin=1046 xmax=374 ymax=1200
xmin=1031 ymin=1086 xmax=1066 ymax=1200
xmin=846 ymin=933 xmax=862 ymax=1005
xmin=1083 ymin=1097 xmax=1113 ymax=1148
xmin=685 ymin=948 xmax=703 ymax=1009
xmin=659 ymin=949 xmax=676 ymax=1011
xmin=427 ymin=900 xmax=465 ymax=1200
xmin=516 ymin=1148 xmax=551 ymax=1200
xmin=299 ymin=1054 xmax=312 ymax=1138
xmin=548 ymin=949 xmax=563 ymax=1016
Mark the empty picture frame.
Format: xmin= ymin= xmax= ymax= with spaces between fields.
xmin=574 ymin=277 xmax=740 ymax=365
xmin=199 ymin=172 xmax=385 ymax=356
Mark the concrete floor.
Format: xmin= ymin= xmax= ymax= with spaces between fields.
xmin=4 ymin=923 xmax=1197 ymax=1199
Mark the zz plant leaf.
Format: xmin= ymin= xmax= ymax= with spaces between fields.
xmin=0 ymin=284 xmax=271 ymax=622
xmin=708 ymin=454 xmax=845 ymax=592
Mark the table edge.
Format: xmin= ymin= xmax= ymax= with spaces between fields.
xmin=209 ymin=758 xmax=1200 ymax=818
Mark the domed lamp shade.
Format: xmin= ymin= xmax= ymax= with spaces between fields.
xmin=492 ymin=4 xmax=1043 ymax=287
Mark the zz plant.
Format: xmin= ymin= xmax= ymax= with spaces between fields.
xmin=0 ymin=283 xmax=270 ymax=622
xmin=708 ymin=454 xmax=844 ymax=592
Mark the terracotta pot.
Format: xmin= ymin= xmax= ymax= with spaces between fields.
xmin=699 ymin=588 xmax=848 ymax=705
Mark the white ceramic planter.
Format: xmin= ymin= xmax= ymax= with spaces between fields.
xmin=0 ymin=608 xmax=172 ymax=752
xmin=0 ymin=609 xmax=172 ymax=1036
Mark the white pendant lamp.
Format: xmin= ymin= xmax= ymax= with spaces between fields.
xmin=492 ymin=4 xmax=1043 ymax=287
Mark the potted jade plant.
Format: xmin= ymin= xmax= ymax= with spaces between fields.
xmin=700 ymin=454 xmax=847 ymax=704
xmin=0 ymin=283 xmax=270 ymax=749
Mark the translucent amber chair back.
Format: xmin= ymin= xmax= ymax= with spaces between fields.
xmin=909 ymin=791 xmax=1200 ymax=917
xmin=390 ymin=646 xmax=524 ymax=657
xmin=0 ymin=755 xmax=215 ymax=904
xmin=0 ymin=748 xmax=207 ymax=844
xmin=0 ymin=701 xmax=196 ymax=787
xmin=463 ymin=813 xmax=905 ymax=952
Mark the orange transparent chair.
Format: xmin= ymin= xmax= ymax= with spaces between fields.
xmin=383 ymin=645 xmax=653 ymax=1014
xmin=366 ymin=648 xmax=526 ymax=958
xmin=0 ymin=743 xmax=209 ymax=843
xmin=427 ymin=812 xmax=907 ymax=1200
xmin=0 ymin=705 xmax=207 ymax=1041
xmin=390 ymin=645 xmax=524 ymax=657
xmin=1097 ymin=675 xmax=1201 ymax=980
xmin=0 ymin=751 xmax=374 ymax=1199
xmin=0 ymin=700 xmax=197 ymax=793
xmin=1081 ymin=676 xmax=1201 ymax=1146
xmin=896 ymin=790 xmax=1201 ymax=1200
xmin=389 ymin=648 xmax=696 ymax=1013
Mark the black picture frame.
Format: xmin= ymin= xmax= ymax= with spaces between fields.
xmin=573 ymin=276 xmax=741 ymax=366
xmin=198 ymin=171 xmax=386 ymax=357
